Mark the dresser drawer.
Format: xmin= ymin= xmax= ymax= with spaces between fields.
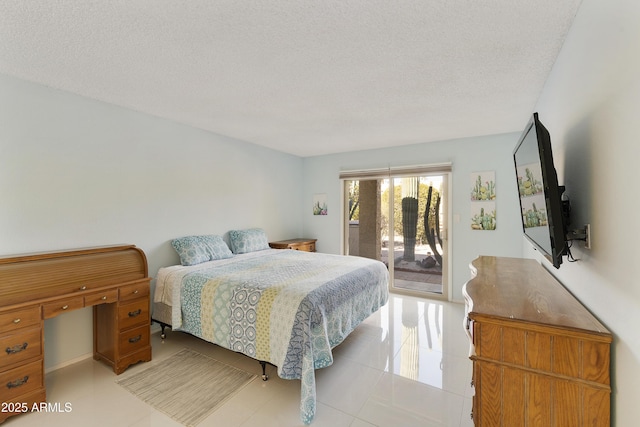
xmin=119 ymin=281 xmax=149 ymax=302
xmin=0 ymin=328 xmax=42 ymax=370
xmin=118 ymin=299 xmax=150 ymax=330
xmin=0 ymin=306 xmax=41 ymax=334
xmin=0 ymin=360 xmax=43 ymax=402
xmin=119 ymin=325 xmax=150 ymax=356
xmin=84 ymin=289 xmax=118 ymax=307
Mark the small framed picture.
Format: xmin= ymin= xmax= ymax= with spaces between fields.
xmin=313 ymin=193 xmax=328 ymax=215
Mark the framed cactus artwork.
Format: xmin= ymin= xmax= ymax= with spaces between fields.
xmin=313 ymin=193 xmax=328 ymax=215
xmin=470 ymin=171 xmax=496 ymax=230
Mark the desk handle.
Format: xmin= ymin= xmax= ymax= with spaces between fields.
xmin=128 ymin=309 xmax=142 ymax=318
xmin=128 ymin=335 xmax=142 ymax=344
xmin=6 ymin=376 xmax=29 ymax=389
xmin=6 ymin=343 xmax=28 ymax=355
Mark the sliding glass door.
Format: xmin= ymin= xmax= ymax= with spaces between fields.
xmin=343 ymin=169 xmax=449 ymax=299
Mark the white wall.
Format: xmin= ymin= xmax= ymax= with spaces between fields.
xmin=529 ymin=0 xmax=640 ymax=424
xmin=302 ymin=133 xmax=524 ymax=302
xmin=0 ymin=74 xmax=304 ymax=370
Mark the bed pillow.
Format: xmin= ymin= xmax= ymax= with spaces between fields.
xmin=171 ymin=234 xmax=233 ymax=266
xmin=228 ymin=228 xmax=270 ymax=254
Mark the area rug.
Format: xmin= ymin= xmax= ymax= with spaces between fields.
xmin=117 ymin=348 xmax=257 ymax=426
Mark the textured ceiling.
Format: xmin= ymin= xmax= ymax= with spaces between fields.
xmin=0 ymin=1 xmax=582 ymax=157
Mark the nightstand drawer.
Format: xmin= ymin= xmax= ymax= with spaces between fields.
xmin=119 ymin=281 xmax=149 ymax=302
xmin=118 ymin=299 xmax=150 ymax=330
xmin=0 ymin=360 xmax=43 ymax=402
xmin=0 ymin=306 xmax=40 ymax=334
xmin=269 ymin=239 xmax=317 ymax=252
xmin=119 ymin=325 xmax=149 ymax=355
xmin=43 ymin=297 xmax=84 ymax=319
xmin=0 ymin=328 xmax=41 ymax=370
xmin=293 ymin=242 xmax=315 ymax=252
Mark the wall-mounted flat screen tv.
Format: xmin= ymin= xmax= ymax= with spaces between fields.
xmin=513 ymin=113 xmax=567 ymax=268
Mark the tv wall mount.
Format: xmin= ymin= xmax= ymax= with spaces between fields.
xmin=567 ymin=224 xmax=591 ymax=249
xmin=561 ymin=190 xmax=591 ymax=252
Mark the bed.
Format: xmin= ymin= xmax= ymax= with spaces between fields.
xmin=152 ymin=230 xmax=389 ymax=424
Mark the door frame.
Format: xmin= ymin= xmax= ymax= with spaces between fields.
xmin=340 ymin=167 xmax=452 ymax=301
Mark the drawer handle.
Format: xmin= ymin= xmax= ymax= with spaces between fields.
xmin=128 ymin=309 xmax=142 ymax=318
xmin=13 ymin=318 xmax=21 ymax=324
xmin=101 ymin=296 xmax=108 ymax=300
xmin=128 ymin=335 xmax=142 ymax=344
xmin=5 ymin=342 xmax=28 ymax=355
xmin=133 ymin=290 xmax=139 ymax=295
xmin=80 ymin=286 xmax=87 ymax=290
xmin=62 ymin=305 xmax=69 ymax=310
xmin=6 ymin=376 xmax=29 ymax=389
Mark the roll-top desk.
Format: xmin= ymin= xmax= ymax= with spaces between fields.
xmin=0 ymin=245 xmax=152 ymax=423
xmin=462 ymin=256 xmax=611 ymax=426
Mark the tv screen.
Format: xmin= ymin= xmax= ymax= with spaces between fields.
xmin=513 ymin=113 xmax=567 ymax=268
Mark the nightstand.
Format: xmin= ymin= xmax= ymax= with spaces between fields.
xmin=268 ymin=238 xmax=317 ymax=252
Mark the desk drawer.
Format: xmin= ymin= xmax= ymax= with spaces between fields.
xmin=0 ymin=360 xmax=43 ymax=402
xmin=43 ymin=297 xmax=84 ymax=319
xmin=118 ymin=299 xmax=149 ymax=330
xmin=0 ymin=328 xmax=42 ymax=370
xmin=119 ymin=325 xmax=149 ymax=356
xmin=119 ymin=281 xmax=149 ymax=302
xmin=0 ymin=306 xmax=41 ymax=334
xmin=85 ymin=289 xmax=118 ymax=307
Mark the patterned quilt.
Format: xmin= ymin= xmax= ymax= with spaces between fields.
xmin=159 ymin=249 xmax=389 ymax=424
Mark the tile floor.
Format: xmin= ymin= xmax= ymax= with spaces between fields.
xmin=4 ymin=294 xmax=474 ymax=427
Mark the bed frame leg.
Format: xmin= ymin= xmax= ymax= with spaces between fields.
xmin=259 ymin=361 xmax=269 ymax=381
xmin=152 ymin=319 xmax=169 ymax=340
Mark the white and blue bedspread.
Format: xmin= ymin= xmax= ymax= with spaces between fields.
xmin=155 ymin=249 xmax=389 ymax=424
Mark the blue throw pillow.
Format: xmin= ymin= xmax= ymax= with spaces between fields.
xmin=228 ymin=228 xmax=269 ymax=254
xmin=171 ymin=235 xmax=233 ymax=266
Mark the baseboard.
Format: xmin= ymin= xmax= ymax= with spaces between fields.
xmin=45 ymin=352 xmax=93 ymax=374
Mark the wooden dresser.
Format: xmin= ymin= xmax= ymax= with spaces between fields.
xmin=462 ymin=256 xmax=611 ymax=426
xmin=0 ymin=245 xmax=152 ymax=423
xmin=269 ymin=238 xmax=317 ymax=252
